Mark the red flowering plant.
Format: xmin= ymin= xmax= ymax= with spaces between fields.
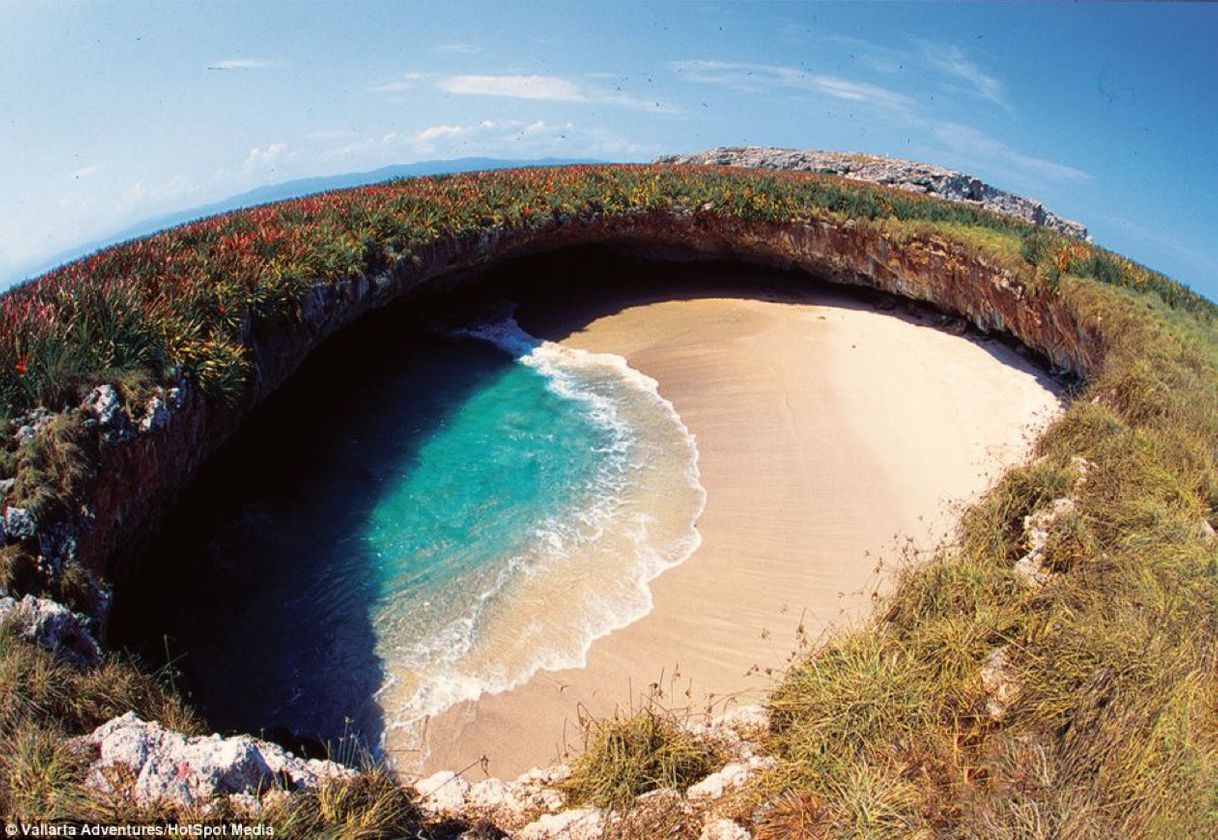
xmin=0 ymin=165 xmax=1204 ymax=420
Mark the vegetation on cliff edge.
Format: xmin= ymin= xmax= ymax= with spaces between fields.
xmin=0 ymin=164 xmax=1214 ymax=837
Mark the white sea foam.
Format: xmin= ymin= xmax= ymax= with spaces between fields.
xmin=373 ymin=311 xmax=706 ymax=763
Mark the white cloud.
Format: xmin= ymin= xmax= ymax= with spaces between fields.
xmin=321 ymin=117 xmax=654 ymax=163
xmin=243 ymin=142 xmax=288 ymax=174
xmin=438 ymin=74 xmax=586 ymax=101
xmin=208 ymin=58 xmax=277 ymax=71
xmin=932 ymin=123 xmax=1091 ymax=184
xmin=434 ymin=43 xmax=481 ymax=55
xmin=72 ymin=165 xmax=99 ymax=179
xmin=367 ymin=72 xmax=428 ymax=93
xmin=670 ymin=59 xmax=915 ymax=119
xmin=435 ymin=73 xmax=669 ymax=111
xmin=920 ymin=43 xmax=1007 ymax=106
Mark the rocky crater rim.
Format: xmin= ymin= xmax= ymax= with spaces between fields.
xmin=656 ymin=146 xmax=1090 ymax=240
xmin=0 ymin=172 xmax=1119 ymax=812
xmin=16 ymin=210 xmax=1102 ymax=615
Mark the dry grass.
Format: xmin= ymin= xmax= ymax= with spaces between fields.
xmin=1 ymin=167 xmax=1215 ymax=834
xmin=738 ymin=277 xmax=1218 ymax=837
xmin=560 ymin=701 xmax=725 ymax=811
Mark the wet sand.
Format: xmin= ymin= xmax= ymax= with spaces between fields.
xmin=411 ymin=283 xmax=1063 ymax=778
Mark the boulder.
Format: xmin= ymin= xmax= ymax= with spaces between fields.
xmin=0 ymin=593 xmax=102 ymax=667
xmin=466 ymin=776 xmax=526 ymax=824
xmin=414 ymin=769 xmax=471 ymax=816
xmin=4 ymin=506 xmax=37 ymax=542
xmin=140 ymin=394 xmax=171 ymax=432
xmin=85 ymin=384 xmax=134 ymax=442
xmin=77 ymin=712 xmax=354 ymax=807
xmin=1014 ymin=496 xmax=1075 ymax=586
xmin=687 ymin=761 xmax=753 ymax=801
xmin=517 ymin=806 xmax=605 ymax=839
xmin=86 ymin=384 xmax=122 ymax=428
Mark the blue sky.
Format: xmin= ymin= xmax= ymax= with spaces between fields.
xmin=2 ymin=2 xmax=1216 ymax=296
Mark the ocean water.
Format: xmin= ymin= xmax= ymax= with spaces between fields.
xmin=111 ymin=308 xmax=704 ymax=762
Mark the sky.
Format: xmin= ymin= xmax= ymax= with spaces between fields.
xmin=1 ymin=1 xmax=1216 ymax=297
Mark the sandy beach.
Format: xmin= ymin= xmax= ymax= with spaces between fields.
xmin=412 ymin=280 xmax=1063 ymax=778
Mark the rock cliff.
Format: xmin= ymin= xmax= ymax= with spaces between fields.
xmin=656 ymin=147 xmax=1089 ymax=240
xmin=2 ymin=205 xmax=1105 ymax=636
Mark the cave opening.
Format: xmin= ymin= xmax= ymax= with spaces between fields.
xmin=105 ymin=246 xmax=1053 ymax=761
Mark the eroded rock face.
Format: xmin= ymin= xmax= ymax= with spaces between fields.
xmin=19 ymin=199 xmax=1104 ymax=640
xmin=76 ymin=712 xmax=354 ymax=808
xmin=0 ymin=593 xmax=102 ymax=667
xmin=656 ymin=147 xmax=1089 ymax=240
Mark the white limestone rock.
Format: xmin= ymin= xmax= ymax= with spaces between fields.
xmin=4 ymin=505 xmax=37 ymax=541
xmin=1014 ymin=496 xmax=1075 ymax=586
xmin=0 ymin=593 xmax=102 ymax=667
xmin=656 ymin=147 xmax=1089 ymax=240
xmin=415 ymin=769 xmax=471 ymax=815
xmin=687 ymin=761 xmax=752 ymax=801
xmin=78 ymin=712 xmax=353 ymax=807
xmin=701 ymin=818 xmax=753 ymax=840
xmin=140 ymin=394 xmax=170 ymax=432
xmin=510 ymin=763 xmax=569 ymax=813
xmin=980 ymin=646 xmax=1020 ymax=720
xmin=466 ymin=776 xmax=526 ymax=824
xmin=518 ymin=806 xmax=605 ymax=839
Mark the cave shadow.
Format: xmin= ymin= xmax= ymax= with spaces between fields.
xmin=107 ymin=294 xmax=518 ymax=759
xmin=484 ymin=246 xmax=1067 ymax=396
xmin=106 ymin=244 xmax=1064 ymax=763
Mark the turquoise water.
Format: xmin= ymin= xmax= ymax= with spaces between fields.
xmin=365 ymin=349 xmax=616 ymax=597
xmin=113 ymin=309 xmax=704 ymax=760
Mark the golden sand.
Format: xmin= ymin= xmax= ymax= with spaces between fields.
xmin=412 ymin=283 xmax=1063 ymax=778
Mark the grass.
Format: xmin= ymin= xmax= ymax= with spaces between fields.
xmin=727 ymin=277 xmax=1218 ymax=837
xmin=0 ymin=163 xmax=1214 ymax=836
xmin=0 ymin=625 xmax=430 ymax=837
xmin=560 ymin=701 xmax=725 ymax=811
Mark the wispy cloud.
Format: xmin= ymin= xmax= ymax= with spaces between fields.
xmin=433 ymin=43 xmax=481 ymax=55
xmin=208 ymin=58 xmax=278 ymax=71
xmin=670 ymin=60 xmax=915 ymax=119
xmin=72 ymin=165 xmax=99 ymax=179
xmin=919 ymin=42 xmax=1006 ymax=106
xmin=438 ymin=74 xmax=584 ymax=101
xmin=322 ymin=117 xmax=655 ymax=162
xmin=673 ymin=56 xmax=1084 ymax=190
xmin=932 ymin=123 xmax=1091 ymax=183
xmin=773 ymin=27 xmax=1009 ymax=108
xmin=433 ymin=73 xmax=670 ymax=111
xmin=367 ymin=72 xmax=428 ymax=93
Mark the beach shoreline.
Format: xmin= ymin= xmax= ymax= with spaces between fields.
xmin=403 ymin=281 xmax=1064 ymax=779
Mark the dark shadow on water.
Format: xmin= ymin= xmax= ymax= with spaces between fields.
xmin=108 ymin=298 xmax=516 ymax=755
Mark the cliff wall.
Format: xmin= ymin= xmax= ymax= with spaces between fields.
xmin=15 ymin=207 xmax=1104 ymax=630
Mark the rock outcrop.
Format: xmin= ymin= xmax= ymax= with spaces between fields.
xmin=409 ymin=704 xmax=775 ymax=837
xmin=1 ymin=169 xmax=1110 ymax=640
xmin=74 ymin=712 xmax=355 ymax=808
xmin=0 ymin=592 xmax=102 ymax=667
xmin=656 ymin=147 xmax=1089 ymax=240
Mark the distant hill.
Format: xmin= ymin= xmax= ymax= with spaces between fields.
xmin=6 ymin=157 xmax=596 ymax=289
